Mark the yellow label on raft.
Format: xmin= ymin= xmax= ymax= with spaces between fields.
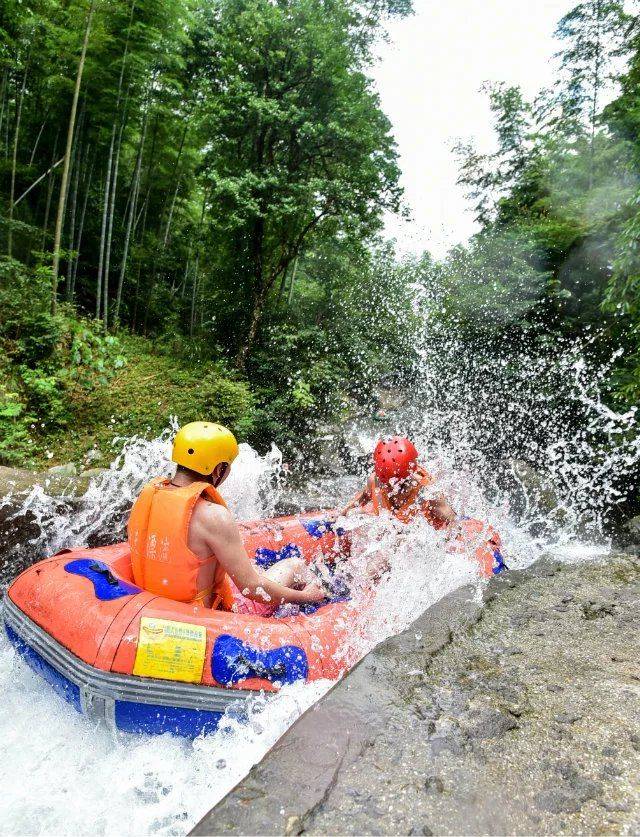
xmin=133 ymin=618 xmax=206 ymax=684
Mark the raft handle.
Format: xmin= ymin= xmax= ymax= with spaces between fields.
xmin=88 ymin=562 xmax=119 ymax=586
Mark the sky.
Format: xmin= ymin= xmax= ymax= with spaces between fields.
xmin=372 ymin=0 xmax=575 ymax=258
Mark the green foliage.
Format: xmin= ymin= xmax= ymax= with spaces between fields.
xmin=0 ymin=381 xmax=35 ymax=466
xmin=436 ymin=231 xmax=551 ymax=335
xmin=59 ymin=338 xmax=256 ymax=465
xmin=0 ymin=259 xmax=131 ymax=464
xmin=445 ymin=0 xmax=640 ymax=419
xmin=0 ymin=0 xmax=415 ymax=467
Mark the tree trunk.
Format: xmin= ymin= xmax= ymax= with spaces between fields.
xmin=287 ymin=255 xmax=299 ymax=306
xmin=65 ymin=137 xmax=83 ymax=299
xmin=113 ymin=105 xmax=148 ymax=327
xmin=180 ymin=254 xmax=190 ymax=300
xmin=102 ymin=111 xmax=126 ymax=328
xmin=0 ymin=69 xmax=7 ymax=159
xmin=16 ymin=155 xmax=63 ymax=208
xmin=95 ymin=2 xmax=134 ymax=320
xmin=7 ymin=60 xmax=29 ymax=258
xmin=162 ymin=123 xmax=188 ymax=249
xmin=588 ymin=0 xmax=602 ymax=191
xmin=237 ymin=280 xmax=269 ymax=369
xmin=70 ymin=150 xmax=95 ymax=298
xmin=190 ymin=254 xmax=199 ymax=338
xmin=276 ymin=265 xmax=289 ymax=305
xmin=51 ymin=0 xmax=96 ymax=315
xmin=95 ymin=153 xmax=112 ymax=319
xmin=41 ymin=130 xmax=59 ymax=251
xmin=29 ymin=112 xmax=49 ymax=166
xmin=236 ymin=215 xmax=265 ymax=368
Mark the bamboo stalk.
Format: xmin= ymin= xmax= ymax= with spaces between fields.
xmin=7 ymin=59 xmax=30 ymax=258
xmin=51 ymin=0 xmax=96 ymax=314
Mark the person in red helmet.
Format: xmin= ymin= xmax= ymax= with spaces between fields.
xmin=341 ymin=436 xmax=507 ymax=577
xmin=343 ymin=436 xmax=456 ymax=527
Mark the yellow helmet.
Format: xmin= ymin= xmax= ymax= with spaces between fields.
xmin=172 ymin=422 xmax=239 ymax=476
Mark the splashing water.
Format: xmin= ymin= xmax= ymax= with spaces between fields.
xmin=0 ymin=309 xmax=638 ymax=834
xmin=0 ymin=424 xmax=284 ymax=580
xmin=0 ymin=644 xmax=329 ymax=837
xmin=384 ymin=284 xmax=640 ymax=553
xmin=0 ymin=426 xmax=516 ymax=836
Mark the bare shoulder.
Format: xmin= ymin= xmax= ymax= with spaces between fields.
xmin=192 ymin=499 xmax=236 ymax=538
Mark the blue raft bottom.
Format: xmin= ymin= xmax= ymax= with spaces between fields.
xmin=5 ymin=623 xmax=224 ymax=738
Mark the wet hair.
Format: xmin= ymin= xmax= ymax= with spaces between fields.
xmin=175 ymin=464 xmax=213 ymax=482
xmin=175 ymin=462 xmax=228 ymax=485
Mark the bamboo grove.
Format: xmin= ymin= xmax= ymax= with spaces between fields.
xmin=0 ymin=0 xmax=411 ymax=363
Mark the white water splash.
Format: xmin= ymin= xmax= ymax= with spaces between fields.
xmin=0 ymin=306 xmax=638 ymax=835
xmin=0 ymin=633 xmax=330 ymax=836
xmin=0 ymin=424 xmax=283 ymax=566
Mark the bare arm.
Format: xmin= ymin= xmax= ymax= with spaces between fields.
xmin=204 ymin=506 xmax=324 ymax=605
xmin=341 ymin=486 xmax=370 ymax=516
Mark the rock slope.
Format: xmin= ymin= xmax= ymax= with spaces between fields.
xmin=192 ymin=553 xmax=640 ymax=836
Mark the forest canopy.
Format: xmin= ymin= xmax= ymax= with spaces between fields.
xmin=0 ymin=0 xmax=415 ymax=464
xmin=1 ymin=0 xmax=639 ymax=481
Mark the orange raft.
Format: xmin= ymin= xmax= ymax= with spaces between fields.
xmin=3 ymin=510 xmax=505 ymax=738
xmin=4 ymin=511 xmax=350 ymax=737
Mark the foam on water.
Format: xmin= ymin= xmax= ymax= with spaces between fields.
xmin=0 ymin=638 xmax=330 ymax=836
xmin=0 ymin=428 xmax=519 ymax=837
xmin=0 ymin=307 xmax=638 ymax=833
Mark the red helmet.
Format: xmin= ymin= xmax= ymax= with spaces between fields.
xmin=373 ymin=437 xmax=419 ymax=484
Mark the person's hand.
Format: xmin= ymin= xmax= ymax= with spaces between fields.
xmin=297 ymin=581 xmax=326 ymax=603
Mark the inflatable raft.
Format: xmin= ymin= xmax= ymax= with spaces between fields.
xmin=3 ymin=507 xmax=504 ymax=738
xmin=3 ymin=511 xmax=350 ymax=738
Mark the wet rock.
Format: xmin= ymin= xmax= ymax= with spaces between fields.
xmin=510 ymin=460 xmax=561 ymax=513
xmin=194 ymin=554 xmax=640 ymax=837
xmin=72 ymin=467 xmax=109 ymax=495
xmin=526 ymin=558 xmax=562 ymax=578
xmin=553 ymin=711 xmax=583 ymax=725
xmin=465 ymin=707 xmax=519 ymax=740
xmin=284 ymin=815 xmax=303 ymax=836
xmin=42 ymin=462 xmax=79 ymax=494
xmin=601 ymin=801 xmax=631 ymax=812
xmin=624 ymin=515 xmax=640 ymax=542
xmin=45 ymin=462 xmax=77 ymax=479
xmin=424 ymin=776 xmax=444 ymax=794
xmin=0 ymin=465 xmax=40 ymax=494
xmin=429 ymin=720 xmax=467 ymax=756
xmin=535 ymin=771 xmax=602 ymax=814
xmin=581 ymin=599 xmax=616 ymax=619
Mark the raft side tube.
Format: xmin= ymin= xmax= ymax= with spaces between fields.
xmin=3 ymin=595 xmax=251 ymax=737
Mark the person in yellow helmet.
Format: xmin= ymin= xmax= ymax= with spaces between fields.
xmin=127 ymin=421 xmax=325 ymax=614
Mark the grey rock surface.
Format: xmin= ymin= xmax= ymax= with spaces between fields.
xmin=192 ymin=554 xmax=640 ymax=836
xmin=0 ymin=464 xmax=108 ymax=577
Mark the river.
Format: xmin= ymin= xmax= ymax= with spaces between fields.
xmin=0 ymin=329 xmax=637 ymax=836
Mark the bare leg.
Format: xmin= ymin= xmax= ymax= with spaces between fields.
xmin=263 ymin=557 xmax=313 ymax=589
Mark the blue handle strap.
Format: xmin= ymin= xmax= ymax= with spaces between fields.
xmin=254 ymin=542 xmax=303 ymax=568
xmin=64 ymin=558 xmax=141 ymax=600
xmin=212 ymin=634 xmax=308 ymax=685
xmin=492 ymin=549 xmax=508 ymax=574
xmin=301 ymin=519 xmax=345 ymax=539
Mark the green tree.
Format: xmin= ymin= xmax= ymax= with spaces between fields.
xmin=195 ymin=0 xmax=406 ymax=367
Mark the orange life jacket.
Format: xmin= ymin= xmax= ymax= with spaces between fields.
xmin=366 ymin=466 xmax=440 ymax=525
xmin=127 ymin=478 xmax=235 ymax=609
